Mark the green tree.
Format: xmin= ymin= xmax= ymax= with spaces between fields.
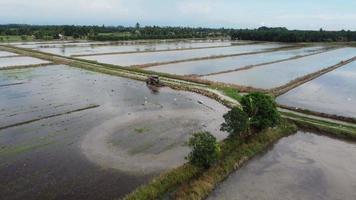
xmin=241 ymin=92 xmax=280 ymax=130
xmin=21 ymin=35 xmax=27 ymax=41
xmin=34 ymin=31 xmax=44 ymax=40
xmin=186 ymin=132 xmax=220 ymax=168
xmin=220 ymin=107 xmax=249 ymax=138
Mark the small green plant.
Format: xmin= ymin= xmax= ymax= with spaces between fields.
xmin=220 ymin=107 xmax=249 ymax=137
xmin=134 ymin=127 xmax=150 ymax=133
xmin=186 ymin=132 xmax=220 ymax=168
xmin=241 ymin=92 xmax=280 ymax=130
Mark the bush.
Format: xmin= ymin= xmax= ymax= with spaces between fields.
xmin=186 ymin=132 xmax=220 ymax=168
xmin=220 ymin=107 xmax=249 ymax=137
xmin=241 ymin=92 xmax=280 ymax=130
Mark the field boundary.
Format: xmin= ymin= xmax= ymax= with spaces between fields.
xmin=200 ymin=47 xmax=336 ymax=77
xmin=131 ymin=45 xmax=300 ymax=68
xmin=124 ymin=121 xmax=297 ymax=200
xmin=281 ymin=111 xmax=356 ymax=141
xmin=72 ymin=44 xmax=233 ymax=57
xmin=0 ymin=104 xmax=99 ymax=131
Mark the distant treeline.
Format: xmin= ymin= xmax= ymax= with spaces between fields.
xmin=0 ymin=24 xmax=230 ymax=41
xmin=1 ymin=24 xmax=356 ymax=42
xmin=231 ymin=27 xmax=356 ymax=42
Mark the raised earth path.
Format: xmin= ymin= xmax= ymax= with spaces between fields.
xmin=0 ymin=44 xmax=240 ymax=108
xmin=1 ymin=44 xmax=355 ymax=134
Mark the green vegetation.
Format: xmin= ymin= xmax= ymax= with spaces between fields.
xmin=124 ymin=120 xmax=297 ymax=200
xmin=186 ymin=132 xmax=220 ymax=169
xmin=221 ymin=107 xmax=249 ymax=137
xmin=281 ymin=111 xmax=356 ymax=141
xmin=232 ymin=26 xmax=356 ymax=42
xmin=2 ymin=24 xmax=356 ymax=42
xmin=0 ymin=35 xmax=34 ymax=42
xmin=0 ymin=24 xmax=229 ymax=41
xmin=217 ymin=86 xmax=242 ymax=102
xmin=174 ymin=121 xmax=297 ymax=199
xmin=241 ymin=92 xmax=280 ymax=130
xmin=134 ymin=127 xmax=150 ymax=134
xmin=124 ymin=164 xmax=201 ymax=200
xmin=124 ymin=94 xmax=294 ymax=200
xmin=0 ymin=141 xmax=54 ymax=157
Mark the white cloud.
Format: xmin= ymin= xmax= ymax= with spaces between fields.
xmin=0 ymin=0 xmax=355 ymax=30
xmin=177 ymin=0 xmax=215 ymax=15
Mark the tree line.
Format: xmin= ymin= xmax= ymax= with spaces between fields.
xmin=0 ymin=24 xmax=230 ymax=41
xmin=231 ymin=26 xmax=356 ymax=42
xmin=1 ymin=24 xmax=356 ymax=42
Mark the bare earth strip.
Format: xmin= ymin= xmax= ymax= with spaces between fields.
xmin=0 ymin=82 xmax=25 ymax=87
xmin=0 ymin=104 xmax=99 ymax=131
xmin=0 ymin=62 xmax=55 ymax=71
xmin=272 ymin=56 xmax=356 ymax=96
xmin=133 ymin=45 xmax=299 ymax=68
xmin=71 ymin=41 xmax=264 ymax=57
xmin=199 ymin=47 xmax=336 ymax=77
xmin=0 ymin=55 xmax=23 ymax=59
xmin=71 ymin=45 xmax=233 ymax=57
xmin=0 ymin=45 xmax=240 ymax=108
xmin=202 ymin=55 xmax=356 ymax=96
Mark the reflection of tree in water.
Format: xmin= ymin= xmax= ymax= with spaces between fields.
xmin=146 ymin=84 xmax=160 ymax=94
xmin=60 ymin=46 xmax=66 ymax=55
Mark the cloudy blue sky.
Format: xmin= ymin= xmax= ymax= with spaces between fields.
xmin=0 ymin=0 xmax=355 ymax=30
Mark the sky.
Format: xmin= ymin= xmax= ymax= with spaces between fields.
xmin=0 ymin=0 xmax=355 ymax=30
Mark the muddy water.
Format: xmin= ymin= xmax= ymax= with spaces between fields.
xmin=146 ymin=46 xmax=325 ymax=76
xmin=203 ymin=47 xmax=356 ymax=89
xmin=0 ymin=56 xmax=50 ymax=68
xmin=277 ymin=61 xmax=356 ymax=118
xmin=78 ymin=43 xmax=285 ymax=67
xmin=0 ymin=51 xmax=18 ymax=58
xmin=0 ymin=65 xmax=228 ymax=200
xmin=208 ymin=131 xmax=356 ymax=200
xmin=18 ymin=40 xmax=236 ymax=57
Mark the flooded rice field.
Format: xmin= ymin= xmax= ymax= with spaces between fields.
xmin=16 ymin=40 xmax=237 ymax=57
xmin=78 ymin=43 xmax=285 ymax=67
xmin=208 ymin=131 xmax=356 ymax=200
xmin=13 ymin=41 xmax=112 ymax=49
xmin=0 ymin=65 xmax=228 ymax=200
xmin=0 ymin=56 xmax=51 ymax=68
xmin=146 ymin=46 xmax=326 ymax=76
xmin=203 ymin=47 xmax=356 ymax=89
xmin=0 ymin=51 xmax=18 ymax=58
xmin=277 ymin=60 xmax=356 ymax=118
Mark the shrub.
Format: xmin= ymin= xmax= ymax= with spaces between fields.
xmin=186 ymin=132 xmax=220 ymax=168
xmin=220 ymin=107 xmax=249 ymax=137
xmin=241 ymin=92 xmax=280 ymax=130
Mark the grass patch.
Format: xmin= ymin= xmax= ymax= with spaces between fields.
xmin=0 ymin=35 xmax=34 ymax=42
xmin=281 ymin=111 xmax=356 ymax=141
xmin=215 ymin=86 xmax=242 ymax=102
xmin=134 ymin=127 xmax=150 ymax=134
xmin=172 ymin=121 xmax=297 ymax=199
xmin=123 ymin=164 xmax=201 ymax=200
xmin=0 ymin=141 xmax=54 ymax=157
xmin=123 ymin=121 xmax=297 ymax=200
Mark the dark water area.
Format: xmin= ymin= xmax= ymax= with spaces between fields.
xmin=0 ymin=56 xmax=50 ymax=68
xmin=18 ymin=40 xmax=235 ymax=57
xmin=208 ymin=131 xmax=356 ymax=200
xmin=0 ymin=65 xmax=227 ymax=200
xmin=204 ymin=47 xmax=356 ymax=89
xmin=147 ymin=46 xmax=325 ymax=76
xmin=79 ymin=43 xmax=284 ymax=66
xmin=277 ymin=61 xmax=356 ymax=118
